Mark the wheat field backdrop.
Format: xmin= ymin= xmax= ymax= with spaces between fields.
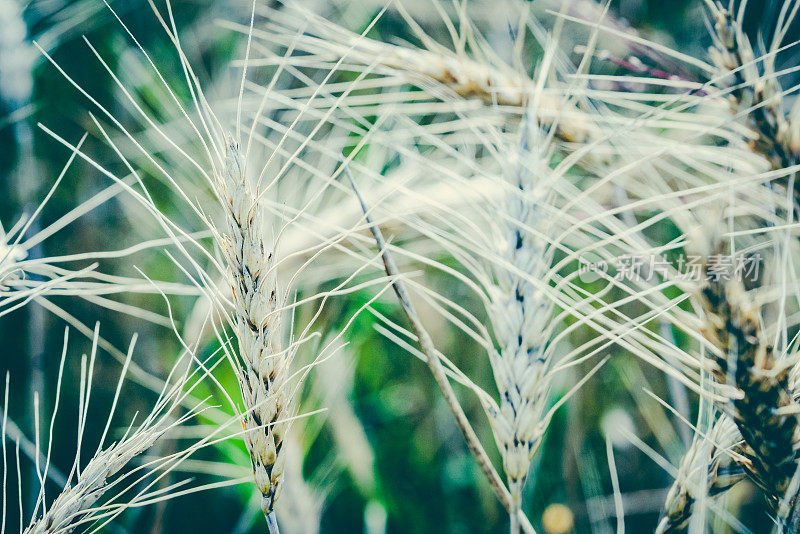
xmin=2 ymin=0 xmax=799 ymax=532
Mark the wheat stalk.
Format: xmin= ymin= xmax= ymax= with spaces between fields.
xmin=24 ymin=429 xmax=168 ymax=534
xmin=340 ymin=27 xmax=639 ymax=530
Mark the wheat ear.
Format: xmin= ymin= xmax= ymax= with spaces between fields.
xmin=219 ymin=137 xmax=288 ymax=533
xmin=707 ymin=3 xmax=799 ymax=198
xmin=656 ymin=415 xmax=744 ymax=533
xmin=14 ymin=326 xmax=207 ymax=534
xmin=233 ymin=4 xmax=597 ymax=146
xmin=347 ymin=171 xmax=537 ymax=534
xmin=695 ymin=240 xmax=800 ymax=521
xmin=24 ymin=431 xmax=166 ymax=534
xmin=481 ymin=109 xmax=557 ymax=533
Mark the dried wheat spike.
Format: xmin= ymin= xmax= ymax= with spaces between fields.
xmin=707 ymin=5 xmax=799 ymax=200
xmin=244 ymin=5 xmax=596 ymax=146
xmin=25 ymin=432 xmax=164 ymax=534
xmin=697 ymin=244 xmax=800 ymax=517
xmin=657 ymin=415 xmax=744 ymax=533
xmin=372 ymin=43 xmax=594 ymax=144
xmin=16 ymin=327 xmax=206 ymax=534
xmin=219 ymin=138 xmax=288 ymax=529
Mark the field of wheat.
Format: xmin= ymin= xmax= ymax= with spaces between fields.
xmin=4 ymin=0 xmax=800 ymax=532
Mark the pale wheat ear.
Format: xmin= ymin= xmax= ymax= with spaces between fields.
xmin=345 ymin=69 xmax=655 ymax=531
xmin=324 ymin=16 xmax=659 ymax=529
xmin=180 ymin=17 xmax=404 ymax=524
xmin=624 ymin=408 xmax=747 ymax=533
xmin=207 ymin=138 xmax=387 ymax=532
xmin=236 ymin=1 xmax=599 ymax=150
xmin=4 ymin=324 xmax=225 ymax=534
xmin=213 ymin=137 xmax=288 ymax=533
xmin=242 ymin=2 xmax=776 ymax=237
xmin=647 ymin=383 xmax=749 ymax=533
xmin=347 ymin=166 xmax=538 ymax=533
